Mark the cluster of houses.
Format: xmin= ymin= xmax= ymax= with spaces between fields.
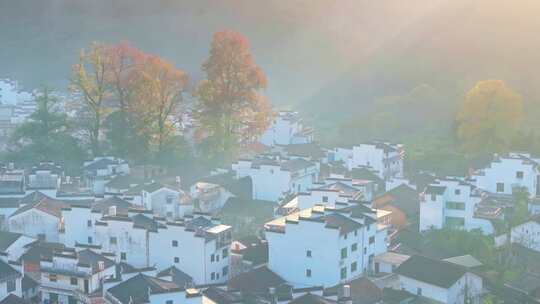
xmin=0 ymin=110 xmax=539 ymax=304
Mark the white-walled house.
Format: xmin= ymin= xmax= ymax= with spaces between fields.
xmin=60 ymin=206 xmax=232 ymax=285
xmin=265 ymin=204 xmax=387 ymax=288
xmin=259 ymin=111 xmax=314 ymax=147
xmin=0 ymin=231 xmax=35 ymax=261
xmin=419 ymin=178 xmax=502 ymax=235
xmin=190 ymin=182 xmax=233 ymax=214
xmin=510 ymin=216 xmax=540 ymax=252
xmin=26 ymin=162 xmax=63 ymax=192
xmin=472 ymin=152 xmax=540 ymax=197
xmin=39 ymin=248 xmax=116 ymax=304
xmin=395 ymin=255 xmax=483 ymax=304
xmin=232 ymin=156 xmax=319 ymax=202
xmin=0 ymin=259 xmax=22 ymax=301
xmin=328 ymin=142 xmax=404 ymax=180
xmin=83 ymin=157 xmax=130 ymax=196
xmin=140 ymin=182 xmax=193 ymax=219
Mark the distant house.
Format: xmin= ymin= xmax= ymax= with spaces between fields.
xmin=83 ymin=157 xmax=129 ymax=195
xmin=0 ymin=231 xmax=35 ymax=261
xmin=104 ymin=174 xmax=144 ymax=196
xmin=419 ymin=178 xmax=502 ymax=235
xmin=328 ymin=142 xmax=404 ymax=181
xmin=510 ymin=215 xmax=540 ymax=252
xmin=0 ymin=172 xmax=24 ymax=196
xmin=372 ymin=184 xmax=420 ymax=230
xmin=140 ymin=182 xmax=193 ymax=219
xmin=394 ymin=255 xmax=483 ymax=304
xmin=471 ymin=152 xmax=540 ymax=197
xmin=373 ymin=252 xmax=410 ymax=274
xmin=259 ymin=111 xmax=314 ymax=147
xmin=230 ymin=235 xmax=268 ymax=277
xmin=232 ymin=156 xmax=319 ymax=202
xmin=39 ymin=248 xmax=116 ymax=304
xmin=26 ymin=161 xmax=63 ymax=195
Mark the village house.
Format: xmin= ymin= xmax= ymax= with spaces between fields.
xmin=259 ymin=111 xmax=314 ymax=147
xmin=0 ymin=259 xmax=22 ymax=302
xmin=103 ymin=272 xmax=203 ymax=304
xmin=372 ymin=184 xmax=420 ymax=230
xmin=510 ymin=215 xmax=540 ymax=252
xmin=419 ymin=178 xmax=503 ymax=235
xmin=140 ymin=182 xmax=193 ymax=219
xmin=229 ymin=235 xmax=268 ymax=278
xmin=82 ymin=157 xmax=130 ymax=196
xmin=39 ymin=248 xmax=116 ymax=304
xmin=232 ymin=155 xmax=319 ymax=202
xmin=0 ymin=171 xmax=25 ymax=197
xmin=26 ymin=162 xmax=63 ymax=196
xmin=0 ymin=231 xmax=35 ymax=262
xmin=265 ymin=203 xmax=388 ymax=288
xmin=394 ymin=255 xmax=484 ymax=304
xmin=60 ymin=205 xmax=232 ymax=285
xmin=471 ymin=152 xmax=540 ymax=197
xmin=328 ymin=142 xmax=404 ymax=181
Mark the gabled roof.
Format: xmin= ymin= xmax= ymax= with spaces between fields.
xmin=0 ymin=294 xmax=27 ymax=304
xmin=282 ymin=143 xmax=325 ymax=159
xmin=156 ymin=266 xmax=193 ymax=288
xmin=107 ymin=273 xmax=181 ymax=304
xmin=84 ymin=158 xmax=121 ymax=171
xmin=288 ymin=293 xmax=337 ymax=304
xmin=443 ymin=255 xmax=483 ymax=269
xmin=395 ymin=255 xmax=467 ymax=289
xmin=281 ymin=158 xmax=315 ymax=172
xmin=92 ymin=196 xmax=133 ymax=215
xmin=77 ymin=249 xmax=115 ymax=273
xmin=0 ymin=259 xmax=21 ymax=281
xmin=319 ymin=213 xmax=363 ymax=236
xmin=11 ymin=195 xmax=67 ymax=218
xmin=203 ymin=287 xmax=243 ymax=304
xmin=0 ymin=231 xmax=23 ymax=251
xmin=228 ymin=266 xmax=287 ymax=293
xmin=376 ymin=184 xmax=419 ymax=217
xmin=424 ymin=185 xmax=446 ymax=195
xmin=105 ymin=174 xmax=144 ymax=190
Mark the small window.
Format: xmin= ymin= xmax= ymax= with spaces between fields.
xmin=344 ymin=233 xmax=348 ymax=240
xmin=172 ymin=240 xmax=178 ymax=247
xmin=340 ymin=267 xmax=347 ymax=280
xmin=120 ymin=252 xmax=127 ymax=261
xmin=367 ymin=224 xmax=370 ymax=231
xmin=517 ymin=171 xmax=524 ymax=179
xmin=174 ymin=257 xmax=179 ymax=263
xmin=166 ymin=197 xmax=173 ymax=204
xmin=216 ymin=255 xmax=220 ymax=262
xmin=70 ymin=277 xmax=78 ymax=286
xmin=322 ymin=196 xmax=328 ymax=203
xmin=7 ymin=280 xmax=16 ymax=292
xmin=166 ymin=301 xmax=173 ymax=304
xmin=369 ymin=236 xmax=375 ymax=244
xmin=88 ymin=237 xmax=93 ymax=244
xmin=211 ymin=272 xmax=216 ymax=280
xmin=87 ymin=220 xmax=92 ymax=227
xmin=341 ymin=247 xmax=347 ymax=259
xmin=351 ymin=243 xmax=358 ymax=252
xmin=222 ymin=266 xmax=229 ymax=276
xmin=351 ymin=262 xmax=357 ymax=272
xmin=49 ymin=274 xmax=57 ymax=282
xmin=354 ymin=230 xmax=358 ymax=236
xmin=306 ymin=269 xmax=312 ymax=277
xmin=454 ymin=189 xmax=460 ymax=195
xmin=431 ymin=194 xmax=436 ymax=201
xmin=222 ymin=248 xmax=228 ymax=258
xmin=211 ymin=254 xmax=215 ymax=262
xmin=496 ymin=183 xmax=505 ymax=193
xmin=306 ymin=250 xmax=312 ymax=257
xmin=110 ymin=237 xmax=117 ymax=245
xmin=364 ymin=247 xmax=367 ymax=254
xmin=417 ymin=288 xmax=422 ymax=296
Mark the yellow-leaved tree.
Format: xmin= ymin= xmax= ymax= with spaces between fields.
xmin=456 ymin=80 xmax=523 ymax=154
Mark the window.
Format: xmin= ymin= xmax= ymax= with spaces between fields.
xmin=344 ymin=233 xmax=348 ymax=240
xmin=341 ymin=247 xmax=347 ymax=259
xmin=517 ymin=171 xmax=524 ymax=179
xmin=351 ymin=262 xmax=357 ymax=272
xmin=222 ymin=248 xmax=228 ymax=258
xmin=445 ymin=216 xmax=465 ymax=229
xmin=211 ymin=272 xmax=216 ymax=280
xmin=222 ymin=266 xmax=229 ymax=276
xmin=7 ymin=280 xmax=15 ymax=292
xmin=120 ymin=252 xmax=127 ymax=261
xmin=216 ymin=255 xmax=220 ymax=262
xmin=431 ymin=194 xmax=437 ymax=201
xmin=88 ymin=237 xmax=93 ymax=244
xmin=454 ymin=189 xmax=461 ymax=195
xmin=340 ymin=267 xmax=347 ymax=280
xmin=174 ymin=257 xmax=179 ymax=263
xmin=110 ymin=237 xmax=117 ymax=245
xmin=367 ymin=224 xmax=370 ymax=231
xmin=306 ymin=250 xmax=312 ymax=257
xmin=49 ymin=274 xmax=57 ymax=282
xmin=369 ymin=236 xmax=375 ymax=244
xmin=322 ymin=196 xmax=328 ymax=203
xmin=306 ymin=269 xmax=312 ymax=277
xmin=166 ymin=212 xmax=173 ymax=218
xmin=166 ymin=196 xmax=173 ymax=204
xmin=211 ymin=254 xmax=215 ymax=262
xmin=172 ymin=240 xmax=178 ymax=247
xmin=166 ymin=301 xmax=173 ymax=304
xmin=87 ymin=220 xmax=92 ymax=227
xmin=417 ymin=288 xmax=422 ymax=296
xmin=70 ymin=277 xmax=78 ymax=286
xmin=363 ymin=247 xmax=367 ymax=254
xmin=445 ymin=201 xmax=466 ymax=210
xmin=496 ymin=182 xmax=505 ymax=193
xmin=351 ymin=243 xmax=358 ymax=252
xmin=354 ymin=230 xmax=358 ymax=236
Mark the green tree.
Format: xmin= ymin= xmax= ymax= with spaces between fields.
xmin=456 ymin=80 xmax=523 ymax=155
xmin=8 ymin=88 xmax=85 ymax=172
